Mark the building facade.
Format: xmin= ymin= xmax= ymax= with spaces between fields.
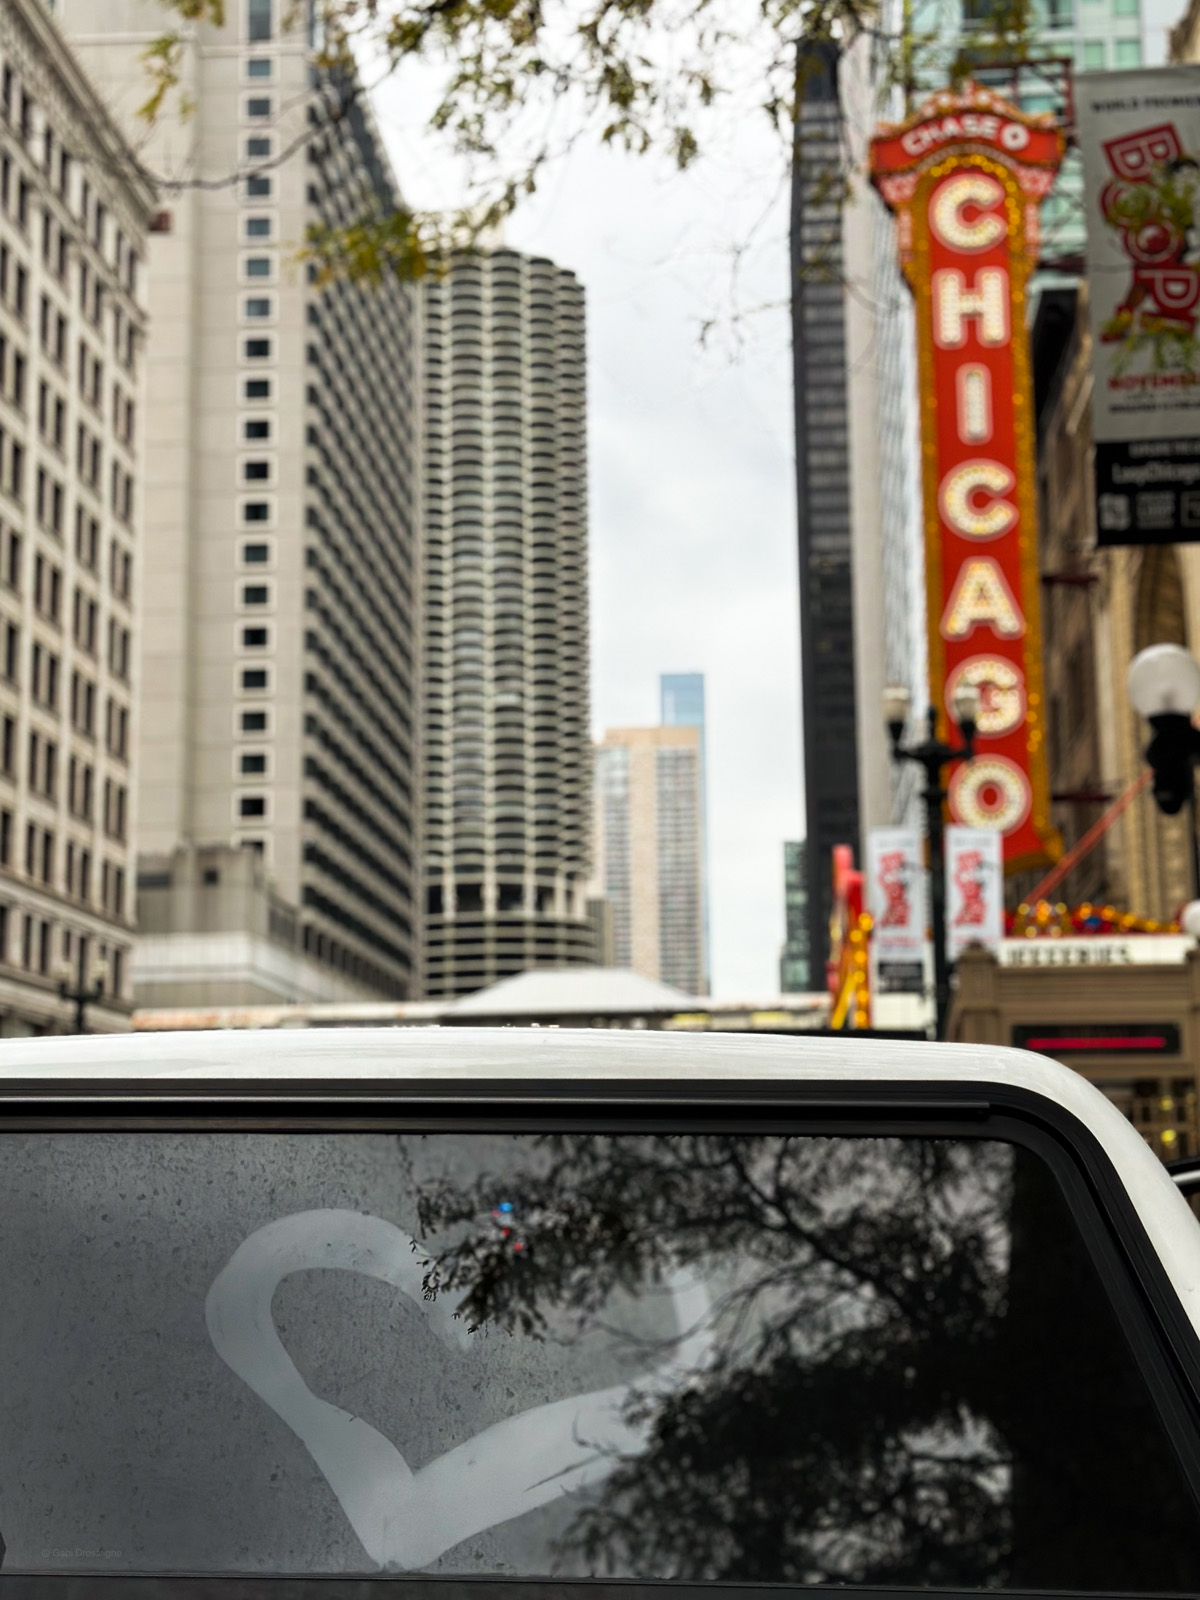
xmin=1031 ymin=281 xmax=1200 ymax=921
xmin=780 ymin=840 xmax=812 ymax=993
xmin=660 ymin=670 xmax=710 ymax=992
xmin=63 ymin=0 xmax=421 ymax=1006
xmin=950 ymin=944 xmax=1200 ymax=1165
xmin=840 ymin=0 xmax=1150 ymax=858
xmin=592 ymin=725 xmax=705 ymax=996
xmin=0 ymin=0 xmax=150 ymax=1033
xmin=419 ymin=248 xmax=595 ymax=999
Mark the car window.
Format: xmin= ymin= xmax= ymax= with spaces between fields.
xmin=1 ymin=1130 xmax=1198 ymax=1588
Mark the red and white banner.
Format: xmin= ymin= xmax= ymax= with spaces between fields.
xmin=946 ymin=825 xmax=1004 ymax=960
xmin=870 ymin=86 xmax=1064 ymax=872
xmin=866 ymin=828 xmax=925 ymax=956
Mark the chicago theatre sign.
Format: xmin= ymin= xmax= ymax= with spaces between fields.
xmin=871 ymin=86 xmax=1064 ymax=870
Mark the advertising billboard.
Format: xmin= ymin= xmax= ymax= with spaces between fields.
xmin=870 ymin=85 xmax=1064 ymax=871
xmin=1078 ymin=70 xmax=1200 ymax=546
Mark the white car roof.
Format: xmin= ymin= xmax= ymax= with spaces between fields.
xmin=1 ymin=1027 xmax=1198 ymax=1341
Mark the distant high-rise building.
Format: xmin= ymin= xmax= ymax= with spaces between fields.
xmin=660 ymin=672 xmax=710 ymax=991
xmin=0 ymin=0 xmax=151 ymax=1032
xmin=779 ymin=841 xmax=812 ymax=994
xmin=593 ymin=726 xmax=705 ymax=996
xmin=63 ymin=0 xmax=422 ymax=1007
xmin=419 ymin=249 xmax=595 ymax=999
xmin=791 ymin=42 xmax=861 ymax=979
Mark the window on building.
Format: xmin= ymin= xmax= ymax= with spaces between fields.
xmin=241 ymin=668 xmax=269 ymax=690
xmin=242 ymin=543 xmax=271 ymax=564
xmin=245 ymin=174 xmax=272 ymax=196
xmin=241 ymin=709 xmax=268 ymax=733
xmin=246 ymin=217 xmax=272 ymax=239
xmin=244 ymin=461 xmax=270 ymax=481
xmin=244 ymin=297 xmax=272 ymax=319
xmin=248 ymin=0 xmax=272 ymax=40
xmin=240 ymin=753 xmax=268 ymax=775
xmin=243 ymin=503 xmax=270 ymax=523
xmin=246 ymin=136 xmax=272 ymax=158
xmin=239 ymin=795 xmax=267 ymax=818
xmin=246 ymin=98 xmax=272 ymax=119
xmin=244 ymin=378 xmax=272 ymax=400
xmin=242 ymin=626 xmax=269 ymax=648
xmin=245 ymin=258 xmax=272 ymax=279
xmin=244 ymin=338 xmax=272 ymax=359
xmin=242 ymin=584 xmax=270 ymax=605
xmin=247 ymin=57 xmax=272 ymax=77
xmin=1115 ymin=36 xmax=1141 ymax=62
xmin=244 ymin=419 xmax=271 ymax=440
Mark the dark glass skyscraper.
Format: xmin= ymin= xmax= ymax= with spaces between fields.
xmin=791 ymin=41 xmax=860 ymax=984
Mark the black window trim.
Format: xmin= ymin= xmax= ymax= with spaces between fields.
xmin=2 ymin=1075 xmax=1200 ymax=1598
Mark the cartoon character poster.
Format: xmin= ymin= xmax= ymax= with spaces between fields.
xmin=866 ymin=828 xmax=926 ymax=996
xmin=945 ymin=826 xmax=1004 ymax=961
xmin=1078 ymin=71 xmax=1200 ymax=546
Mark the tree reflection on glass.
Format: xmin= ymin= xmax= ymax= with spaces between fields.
xmin=416 ymin=1134 xmax=1200 ymax=1592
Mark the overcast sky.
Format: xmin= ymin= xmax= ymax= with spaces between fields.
xmin=371 ymin=73 xmax=804 ymax=998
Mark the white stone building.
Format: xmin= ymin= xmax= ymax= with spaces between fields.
xmin=62 ymin=0 xmax=421 ymax=1007
xmin=592 ymin=725 xmax=706 ymax=998
xmin=0 ymin=0 xmax=150 ymax=1032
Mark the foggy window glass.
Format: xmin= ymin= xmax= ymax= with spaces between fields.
xmin=0 ymin=1132 xmax=1197 ymax=1588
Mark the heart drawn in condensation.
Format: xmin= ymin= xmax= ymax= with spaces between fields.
xmin=206 ymin=1209 xmax=713 ymax=1571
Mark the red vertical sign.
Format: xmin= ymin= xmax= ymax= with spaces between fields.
xmin=871 ymin=87 xmax=1064 ymax=871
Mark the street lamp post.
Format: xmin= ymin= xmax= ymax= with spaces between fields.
xmin=55 ymin=959 xmax=108 ymax=1035
xmin=1127 ymin=643 xmax=1200 ymax=900
xmin=883 ymin=683 xmax=979 ymax=1041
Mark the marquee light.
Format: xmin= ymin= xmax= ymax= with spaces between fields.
xmin=939 ymin=461 xmax=1017 ymax=540
xmin=950 ymin=754 xmax=1032 ymax=832
xmin=946 ymin=657 xmax=1025 ymax=736
xmin=871 ymin=84 xmax=1064 ymax=872
xmin=933 ymin=269 xmax=1009 ymax=347
xmin=941 ymin=557 xmax=1025 ymax=638
xmin=957 ymin=366 xmax=992 ymax=444
xmin=930 ymin=173 xmax=1009 ymax=251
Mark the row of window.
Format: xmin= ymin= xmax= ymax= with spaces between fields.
xmin=1 ymin=56 xmax=140 ymax=289
xmin=1079 ymin=35 xmax=1142 ymax=68
xmin=236 ymin=106 xmax=276 ymax=828
xmin=1 ymin=440 xmax=131 ymax=536
xmin=0 ymin=902 xmax=128 ymax=1001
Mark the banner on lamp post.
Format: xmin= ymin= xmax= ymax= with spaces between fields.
xmin=945 ymin=826 xmax=1004 ymax=961
xmin=1078 ymin=70 xmax=1200 ymax=547
xmin=867 ymin=828 xmax=926 ymax=995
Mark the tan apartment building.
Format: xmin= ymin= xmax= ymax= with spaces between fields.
xmin=592 ymin=725 xmax=706 ymax=996
xmin=0 ymin=0 xmax=150 ymax=1032
xmin=62 ymin=0 xmax=421 ymax=1006
xmin=1032 ymin=283 xmax=1200 ymax=918
xmin=420 ymin=249 xmax=596 ymax=999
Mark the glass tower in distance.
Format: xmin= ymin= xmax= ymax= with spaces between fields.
xmin=660 ymin=673 xmax=709 ymax=993
xmin=780 ymin=841 xmax=812 ymax=994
